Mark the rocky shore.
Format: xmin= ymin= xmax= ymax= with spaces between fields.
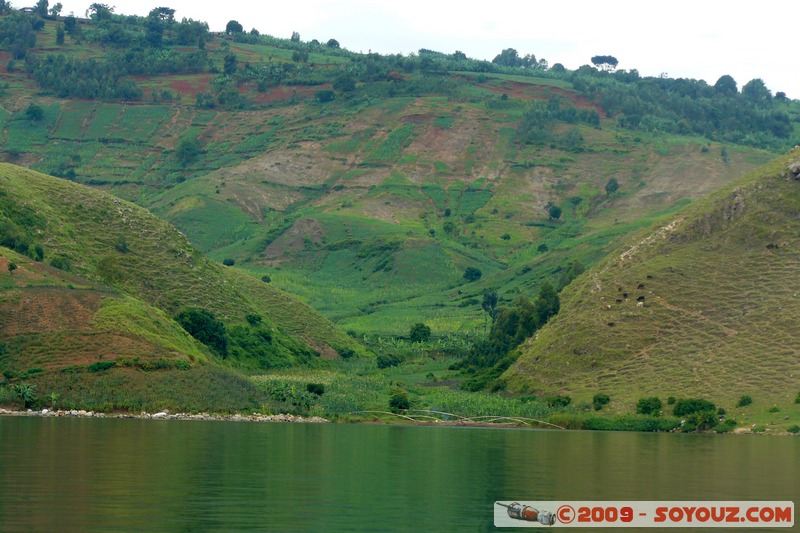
xmin=0 ymin=408 xmax=329 ymax=423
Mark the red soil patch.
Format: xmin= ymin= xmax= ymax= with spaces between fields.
xmin=485 ymin=80 xmax=605 ymax=117
xmin=167 ymin=75 xmax=213 ymax=97
xmin=250 ymin=84 xmax=327 ymax=105
xmin=0 ymin=288 xmax=105 ymax=336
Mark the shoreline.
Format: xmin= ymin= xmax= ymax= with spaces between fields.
xmin=2 ymin=408 xmax=796 ymax=435
xmin=0 ymin=408 xmax=329 ymax=423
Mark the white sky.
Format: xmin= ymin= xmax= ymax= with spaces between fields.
xmin=52 ymin=0 xmax=798 ymax=98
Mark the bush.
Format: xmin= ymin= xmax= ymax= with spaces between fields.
xmin=12 ymin=382 xmax=37 ymax=409
xmin=337 ymin=348 xmax=355 ymax=359
xmin=636 ymin=396 xmax=662 ymax=415
xmin=222 ymin=258 xmax=235 ymax=266
xmin=667 ymin=396 xmax=676 ymax=405
xmin=737 ymin=395 xmax=753 ymax=407
xmin=88 ymin=361 xmax=116 ymax=372
xmin=376 ymin=353 xmax=403 ymax=369
xmin=306 ymin=383 xmax=325 ymax=396
xmin=545 ymin=395 xmax=571 ymax=408
xmin=768 ymin=405 xmax=780 ymax=413
xmin=463 ymin=266 xmax=482 ymax=282
xmin=388 ymin=389 xmax=410 ymax=413
xmin=592 ymin=393 xmax=611 ymax=411
xmin=795 ymin=391 xmax=800 ymax=404
xmin=261 ymin=275 xmax=271 ymax=283
xmin=175 ymin=308 xmax=228 ymax=357
xmin=787 ymin=425 xmax=800 ymax=434
xmin=673 ymin=398 xmax=716 ymax=417
xmin=409 ymin=322 xmax=431 ymax=343
xmin=711 ymin=419 xmax=738 ymax=433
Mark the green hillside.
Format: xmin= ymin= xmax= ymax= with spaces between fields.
xmin=503 ymin=149 xmax=800 ymax=412
xmin=0 ymin=164 xmax=362 ymax=411
xmin=2 ymin=7 xmax=800 ymax=422
xmin=2 ymin=11 xmax=792 ymax=337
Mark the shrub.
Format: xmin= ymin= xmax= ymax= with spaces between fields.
xmin=712 ymin=419 xmax=738 ymax=433
xmin=768 ymin=405 xmax=780 ymax=413
xmin=245 ymin=314 xmax=262 ymax=326
xmin=667 ymin=396 xmax=676 ymax=405
xmin=337 ymin=348 xmax=355 ymax=359
xmin=175 ymin=308 xmax=228 ymax=357
xmin=261 ymin=275 xmax=271 ymax=283
xmin=463 ymin=266 xmax=482 ymax=282
xmin=88 ymin=361 xmax=116 ymax=372
xmin=592 ymin=393 xmax=611 ymax=411
xmin=673 ymin=398 xmax=716 ymax=417
xmin=737 ymin=395 xmax=753 ymax=407
xmin=306 ymin=383 xmax=325 ymax=396
xmin=12 ymin=382 xmax=37 ymax=409
xmin=388 ymin=389 xmax=410 ymax=413
xmin=545 ymin=395 xmax=571 ymax=408
xmin=222 ymin=258 xmax=235 ymax=266
xmin=787 ymin=425 xmax=800 ymax=434
xmin=376 ymin=353 xmax=403 ymax=369
xmin=795 ymin=391 xmax=800 ymax=404
xmin=636 ymin=397 xmax=662 ymax=415
xmin=7 ymin=262 xmax=16 ymax=273
xmin=409 ymin=322 xmax=431 ymax=343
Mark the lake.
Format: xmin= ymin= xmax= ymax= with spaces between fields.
xmin=0 ymin=417 xmax=796 ymax=531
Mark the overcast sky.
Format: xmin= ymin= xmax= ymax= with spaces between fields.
xmin=53 ymin=0 xmax=798 ymax=98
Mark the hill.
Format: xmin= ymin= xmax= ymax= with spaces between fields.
xmin=0 ymin=164 xmax=362 ymax=411
xmin=503 ymin=149 xmax=800 ymax=411
xmin=1 ymin=11 xmax=796 ymax=338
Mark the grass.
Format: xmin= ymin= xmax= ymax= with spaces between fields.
xmin=505 ymin=150 xmax=800 ymax=421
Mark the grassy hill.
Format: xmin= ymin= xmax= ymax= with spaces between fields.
xmin=1 ymin=14 xmax=785 ymax=337
xmin=503 ymin=149 xmax=800 ymax=413
xmin=0 ymin=164 xmax=362 ymax=411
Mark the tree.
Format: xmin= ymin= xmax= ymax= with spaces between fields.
xmin=481 ymin=289 xmax=499 ymax=322
xmin=409 ymin=323 xmax=431 ymax=343
xmin=49 ymin=2 xmax=62 ymax=17
xmin=7 ymin=262 xmax=17 ymax=273
xmin=175 ymin=308 xmax=228 ymax=357
xmin=741 ymin=78 xmax=771 ymax=104
xmin=55 ymin=24 xmax=64 ymax=45
xmin=226 ymin=20 xmax=243 ymax=34
xmin=463 ymin=266 xmax=482 ymax=282
xmin=548 ymin=204 xmax=562 ymax=220
xmin=591 ymin=55 xmax=618 ymax=71
xmin=25 ymin=103 xmax=44 ymax=122
xmin=36 ymin=0 xmax=48 ymax=18
xmin=223 ymin=53 xmax=238 ymax=75
xmin=87 ymin=3 xmax=113 ymax=21
xmin=290 ymin=31 xmax=300 ymax=42
xmin=389 ymin=389 xmax=410 ymax=412
xmin=326 ymin=38 xmax=340 ymax=48
xmin=333 ymin=74 xmax=355 ymax=93
xmin=175 ymin=137 xmax=200 ymax=166
xmin=605 ymin=177 xmax=619 ymax=195
xmin=63 ymin=15 xmax=76 ymax=35
xmin=713 ymin=74 xmax=737 ymax=96
xmin=492 ymin=48 xmax=521 ymax=67
xmin=12 ymin=383 xmax=37 ymax=409
xmin=636 ymin=396 xmax=662 ymax=415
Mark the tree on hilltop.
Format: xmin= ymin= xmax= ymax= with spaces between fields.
xmin=591 ymin=55 xmax=618 ymax=71
xmin=225 ymin=20 xmax=243 ymax=34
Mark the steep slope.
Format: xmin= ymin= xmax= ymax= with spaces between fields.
xmin=503 ymin=149 xmax=800 ymax=408
xmin=0 ymin=164 xmax=363 ymax=409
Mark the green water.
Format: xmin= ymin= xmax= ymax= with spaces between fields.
xmin=0 ymin=417 xmax=796 ymax=531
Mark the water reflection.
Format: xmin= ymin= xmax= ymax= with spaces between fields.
xmin=0 ymin=418 xmax=796 ymax=531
